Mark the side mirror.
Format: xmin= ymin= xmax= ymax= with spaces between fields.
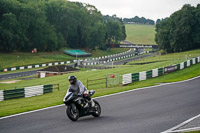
xmin=89 ymin=90 xmax=95 ymax=95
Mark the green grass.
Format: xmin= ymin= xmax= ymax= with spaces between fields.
xmin=0 ymin=59 xmax=199 ymax=117
xmin=127 ymin=49 xmax=200 ymax=68
xmin=1 ymin=49 xmax=199 ymax=90
xmin=0 ymin=48 xmax=128 ymax=70
xmin=185 ymin=131 xmax=200 ymax=133
xmin=0 ymin=49 xmax=200 ymax=117
xmin=91 ymin=48 xmax=129 ymax=57
xmin=0 ymin=52 xmax=74 ymax=70
xmin=125 ymin=24 xmax=156 ymax=44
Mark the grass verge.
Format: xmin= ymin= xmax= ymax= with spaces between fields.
xmin=0 ymin=49 xmax=199 ymax=91
xmin=0 ymin=62 xmax=199 ymax=117
xmin=125 ymin=24 xmax=156 ymax=44
xmin=127 ymin=49 xmax=200 ymax=68
xmin=185 ymin=131 xmax=200 ymax=133
xmin=0 ymin=48 xmax=128 ymax=70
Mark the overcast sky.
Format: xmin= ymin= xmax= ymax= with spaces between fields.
xmin=69 ymin=0 xmax=199 ymax=21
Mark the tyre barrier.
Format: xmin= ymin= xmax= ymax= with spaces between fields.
xmin=122 ymin=56 xmax=200 ymax=85
xmin=0 ymin=84 xmax=55 ymax=102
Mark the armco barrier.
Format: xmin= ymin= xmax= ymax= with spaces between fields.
xmin=0 ymin=61 xmax=72 ymax=73
xmin=81 ymin=49 xmax=136 ymax=66
xmin=0 ymin=84 xmax=56 ymax=102
xmin=0 ymin=49 xmax=133 ymax=72
xmin=122 ymin=56 xmax=200 ymax=85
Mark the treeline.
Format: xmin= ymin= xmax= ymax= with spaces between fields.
xmin=155 ymin=4 xmax=200 ymax=53
xmin=104 ymin=15 xmax=126 ymax=46
xmin=123 ymin=16 xmax=155 ymax=25
xmin=0 ymin=0 xmax=126 ymax=52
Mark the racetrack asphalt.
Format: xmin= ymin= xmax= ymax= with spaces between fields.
xmin=0 ymin=70 xmax=38 ymax=81
xmin=0 ymin=77 xmax=200 ymax=133
xmin=108 ymin=53 xmax=153 ymax=65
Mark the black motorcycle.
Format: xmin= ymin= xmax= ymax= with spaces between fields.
xmin=63 ymin=90 xmax=101 ymax=121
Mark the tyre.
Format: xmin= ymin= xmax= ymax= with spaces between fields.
xmin=66 ymin=103 xmax=79 ymax=121
xmin=92 ymin=100 xmax=101 ymax=117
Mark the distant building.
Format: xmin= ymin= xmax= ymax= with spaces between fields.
xmin=37 ymin=65 xmax=79 ymax=78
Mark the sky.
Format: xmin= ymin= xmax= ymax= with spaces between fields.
xmin=69 ymin=0 xmax=199 ymax=21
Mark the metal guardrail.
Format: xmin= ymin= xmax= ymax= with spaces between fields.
xmin=0 ymin=61 xmax=72 ymax=73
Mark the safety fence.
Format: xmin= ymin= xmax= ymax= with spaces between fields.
xmin=0 ymin=49 xmax=132 ymax=72
xmin=74 ymin=49 xmax=133 ymax=65
xmin=79 ymin=49 xmax=148 ymax=66
xmin=0 ymin=84 xmax=59 ymax=102
xmin=80 ymin=65 xmax=114 ymax=69
xmin=122 ymin=56 xmax=200 ymax=85
xmin=0 ymin=61 xmax=71 ymax=73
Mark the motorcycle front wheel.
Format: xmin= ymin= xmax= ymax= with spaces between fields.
xmin=66 ymin=103 xmax=79 ymax=121
xmin=92 ymin=100 xmax=101 ymax=117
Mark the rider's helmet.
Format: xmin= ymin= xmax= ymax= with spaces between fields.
xmin=68 ymin=75 xmax=77 ymax=85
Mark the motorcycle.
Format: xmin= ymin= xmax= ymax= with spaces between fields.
xmin=63 ymin=90 xmax=101 ymax=121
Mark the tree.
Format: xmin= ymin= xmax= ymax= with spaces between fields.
xmin=155 ymin=4 xmax=200 ymax=53
xmin=0 ymin=0 xmax=126 ymax=52
xmin=104 ymin=16 xmax=126 ymax=45
xmin=192 ymin=4 xmax=200 ymax=49
xmin=156 ymin=19 xmax=161 ymax=24
xmin=123 ymin=16 xmax=155 ymax=25
xmin=0 ymin=13 xmax=21 ymax=52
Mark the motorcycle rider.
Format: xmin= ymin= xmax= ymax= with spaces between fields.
xmin=65 ymin=75 xmax=95 ymax=108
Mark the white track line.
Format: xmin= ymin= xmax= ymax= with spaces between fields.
xmin=161 ymin=114 xmax=200 ymax=133
xmin=0 ymin=75 xmax=200 ymax=120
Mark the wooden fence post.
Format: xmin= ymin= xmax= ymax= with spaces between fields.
xmin=106 ymin=76 xmax=107 ymax=88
